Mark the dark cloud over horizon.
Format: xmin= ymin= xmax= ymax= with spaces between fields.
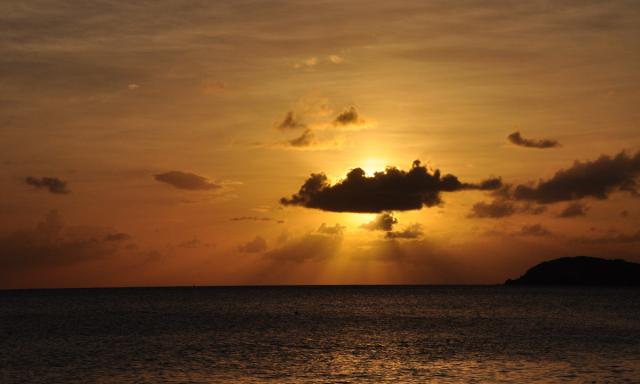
xmin=154 ymin=171 xmax=220 ymax=191
xmin=281 ymin=160 xmax=502 ymax=213
xmin=24 ymin=176 xmax=70 ymax=194
xmin=507 ymin=131 xmax=559 ymax=149
xmin=0 ymin=211 xmax=128 ymax=274
xmin=512 ymin=151 xmax=640 ymax=204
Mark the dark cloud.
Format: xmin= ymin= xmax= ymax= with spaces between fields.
xmin=24 ymin=176 xmax=70 ymax=194
xmin=104 ymin=232 xmax=131 ymax=242
xmin=317 ymin=223 xmax=346 ymax=235
xmin=281 ymin=160 xmax=502 ymax=213
xmin=0 ymin=211 xmax=126 ymax=273
xmin=470 ymin=200 xmax=515 ymax=218
xmin=230 ymin=216 xmax=284 ymax=224
xmin=333 ymin=106 xmax=362 ymax=126
xmin=385 ymin=223 xmax=424 ymax=239
xmin=557 ymin=202 xmax=589 ymax=218
xmin=361 ymin=212 xmax=398 ymax=231
xmin=507 ymin=131 xmax=559 ymax=149
xmin=517 ymin=224 xmax=552 ymax=237
xmin=238 ymin=236 xmax=267 ymax=253
xmin=512 ymin=151 xmax=640 ymax=203
xmin=288 ymin=128 xmax=315 ymax=147
xmin=154 ymin=171 xmax=220 ymax=191
xmin=277 ymin=111 xmax=305 ymax=130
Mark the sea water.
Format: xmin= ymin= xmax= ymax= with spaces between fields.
xmin=1 ymin=286 xmax=639 ymax=383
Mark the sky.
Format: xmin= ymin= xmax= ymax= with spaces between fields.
xmin=1 ymin=0 xmax=640 ymax=288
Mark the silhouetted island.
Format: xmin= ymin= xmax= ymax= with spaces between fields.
xmin=505 ymin=256 xmax=640 ymax=286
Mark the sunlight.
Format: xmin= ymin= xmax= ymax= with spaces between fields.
xmin=343 ymin=212 xmax=377 ymax=229
xmin=360 ymin=157 xmax=388 ymax=176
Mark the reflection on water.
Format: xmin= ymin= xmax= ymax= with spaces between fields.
xmin=1 ymin=286 xmax=639 ymax=383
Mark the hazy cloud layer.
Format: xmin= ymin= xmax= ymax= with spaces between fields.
xmin=265 ymin=224 xmax=344 ymax=263
xmin=317 ymin=223 xmax=346 ymax=235
xmin=580 ymin=230 xmax=640 ymax=244
xmin=385 ymin=223 xmax=424 ymax=239
xmin=512 ymin=151 xmax=640 ymax=203
xmin=238 ymin=236 xmax=267 ymax=253
xmin=507 ymin=131 xmax=559 ymax=149
xmin=0 ymin=211 xmax=128 ymax=273
xmin=154 ymin=171 xmax=220 ymax=191
xmin=281 ymin=160 xmax=502 ymax=213
xmin=24 ymin=176 xmax=70 ymax=194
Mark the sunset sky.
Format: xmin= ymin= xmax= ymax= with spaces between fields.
xmin=2 ymin=1 xmax=639 ymax=288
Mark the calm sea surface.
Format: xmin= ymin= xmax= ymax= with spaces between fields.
xmin=1 ymin=286 xmax=639 ymax=383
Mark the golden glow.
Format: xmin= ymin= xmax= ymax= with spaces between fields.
xmin=360 ymin=157 xmax=388 ymax=176
xmin=343 ymin=212 xmax=377 ymax=229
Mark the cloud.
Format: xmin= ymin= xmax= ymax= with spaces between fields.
xmin=507 ymin=131 xmax=560 ymax=149
xmin=288 ymin=128 xmax=315 ymax=147
xmin=516 ymin=224 xmax=552 ymax=237
xmin=557 ymin=202 xmax=589 ymax=218
xmin=333 ymin=106 xmax=363 ymax=126
xmin=276 ymin=111 xmax=305 ymax=131
xmin=294 ymin=57 xmax=318 ymax=70
xmin=154 ymin=171 xmax=220 ymax=191
xmin=470 ymin=200 xmax=515 ymax=218
xmin=317 ymin=223 xmax=346 ymax=235
xmin=265 ymin=225 xmax=343 ymax=263
xmin=0 ymin=211 xmax=127 ymax=273
xmin=230 ymin=216 xmax=284 ymax=224
xmin=281 ymin=160 xmax=502 ymax=213
xmin=580 ymin=230 xmax=640 ymax=244
xmin=328 ymin=54 xmax=344 ymax=64
xmin=512 ymin=151 xmax=640 ymax=204
xmin=361 ymin=212 xmax=398 ymax=231
xmin=238 ymin=236 xmax=267 ymax=253
xmin=104 ymin=232 xmax=131 ymax=242
xmin=24 ymin=176 xmax=70 ymax=194
xmin=385 ymin=223 xmax=424 ymax=239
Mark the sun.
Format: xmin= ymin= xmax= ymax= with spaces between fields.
xmin=360 ymin=157 xmax=388 ymax=176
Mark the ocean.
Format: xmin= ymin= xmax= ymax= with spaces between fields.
xmin=1 ymin=286 xmax=639 ymax=383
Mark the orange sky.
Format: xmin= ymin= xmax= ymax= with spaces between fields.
xmin=1 ymin=1 xmax=639 ymax=288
